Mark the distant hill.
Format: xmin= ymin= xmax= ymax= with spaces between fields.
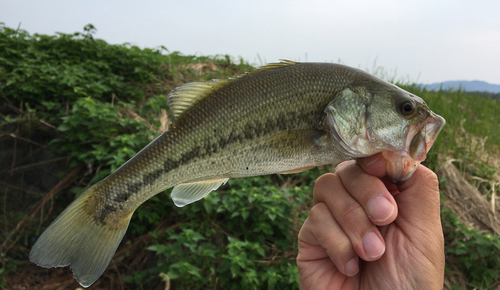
xmin=423 ymin=80 xmax=500 ymax=93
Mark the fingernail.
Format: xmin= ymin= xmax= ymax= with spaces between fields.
xmin=362 ymin=232 xmax=385 ymax=259
xmin=345 ymin=257 xmax=359 ymax=277
xmin=367 ymin=195 xmax=394 ymax=222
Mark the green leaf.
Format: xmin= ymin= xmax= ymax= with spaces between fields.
xmin=477 ymin=245 xmax=490 ymax=257
xmin=203 ymin=200 xmax=212 ymax=213
xmin=58 ymin=123 xmax=71 ymax=131
xmin=241 ymin=210 xmax=249 ymax=220
xmin=257 ymin=247 xmax=265 ymax=257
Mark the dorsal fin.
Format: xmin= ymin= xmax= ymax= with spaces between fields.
xmin=166 ymin=60 xmax=298 ymax=120
xmin=246 ymin=59 xmax=297 ymax=74
xmin=167 ymin=80 xmax=228 ymax=120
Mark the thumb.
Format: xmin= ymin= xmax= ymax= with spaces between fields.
xmin=394 ymin=164 xmax=441 ymax=225
xmin=358 ymin=154 xmax=441 ymax=228
xmin=391 ymin=164 xmax=445 ymax=276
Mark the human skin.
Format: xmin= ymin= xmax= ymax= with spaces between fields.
xmin=297 ymin=153 xmax=445 ymax=290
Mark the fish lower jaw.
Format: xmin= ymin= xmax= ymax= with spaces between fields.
xmin=381 ymin=150 xmax=420 ymax=184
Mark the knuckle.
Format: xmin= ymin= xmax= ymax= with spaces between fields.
xmin=324 ymin=234 xmax=355 ymax=267
xmin=313 ymin=174 xmax=341 ymax=202
xmin=330 ymin=235 xmax=352 ymax=253
xmin=308 ymin=203 xmax=329 ymax=223
xmin=315 ymin=173 xmax=338 ymax=188
xmin=334 ymin=160 xmax=356 ymax=173
xmin=338 ymin=200 xmax=364 ymax=219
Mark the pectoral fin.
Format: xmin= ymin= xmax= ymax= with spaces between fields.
xmin=171 ymin=178 xmax=229 ymax=207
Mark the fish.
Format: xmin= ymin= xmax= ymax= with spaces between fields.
xmin=29 ymin=60 xmax=445 ymax=287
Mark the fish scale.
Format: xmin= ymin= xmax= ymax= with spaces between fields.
xmin=29 ymin=60 xmax=445 ymax=287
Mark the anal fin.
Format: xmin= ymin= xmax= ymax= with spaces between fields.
xmin=279 ymin=166 xmax=315 ymax=174
xmin=171 ymin=178 xmax=229 ymax=207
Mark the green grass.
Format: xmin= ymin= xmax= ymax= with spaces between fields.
xmin=404 ymin=84 xmax=500 ymax=151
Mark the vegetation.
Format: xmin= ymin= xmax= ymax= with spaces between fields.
xmin=1 ymin=24 xmax=499 ymax=289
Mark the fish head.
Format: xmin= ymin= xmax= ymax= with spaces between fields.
xmin=325 ymin=80 xmax=445 ymax=183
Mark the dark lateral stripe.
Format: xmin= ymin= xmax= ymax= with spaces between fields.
xmin=161 ymin=111 xmax=309 ymax=173
xmin=106 ymin=108 xmax=321 ymax=213
xmin=95 ymin=203 xmax=120 ymax=224
xmin=112 ymin=168 xmax=165 ymax=205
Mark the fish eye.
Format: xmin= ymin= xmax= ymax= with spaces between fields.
xmin=399 ymin=100 xmax=415 ymax=116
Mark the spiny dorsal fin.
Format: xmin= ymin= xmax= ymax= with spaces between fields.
xmin=167 ymin=80 xmax=227 ymax=120
xmin=167 ymin=60 xmax=298 ymax=120
xmin=246 ymin=59 xmax=297 ymax=74
xmin=171 ymin=178 xmax=229 ymax=207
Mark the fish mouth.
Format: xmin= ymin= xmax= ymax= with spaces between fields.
xmin=383 ymin=112 xmax=446 ymax=184
xmin=409 ymin=112 xmax=446 ymax=162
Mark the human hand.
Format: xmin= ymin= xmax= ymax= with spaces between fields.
xmin=297 ymin=153 xmax=445 ymax=290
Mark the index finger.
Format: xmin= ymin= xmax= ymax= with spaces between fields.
xmin=356 ymin=154 xmax=400 ymax=195
xmin=356 ymin=153 xmax=387 ymax=178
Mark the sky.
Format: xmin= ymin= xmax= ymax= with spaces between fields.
xmin=2 ymin=0 xmax=500 ymax=85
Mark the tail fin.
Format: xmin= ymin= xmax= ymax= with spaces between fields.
xmin=29 ymin=191 xmax=132 ymax=288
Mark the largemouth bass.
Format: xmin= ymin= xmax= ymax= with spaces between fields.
xmin=29 ymin=60 xmax=445 ymax=287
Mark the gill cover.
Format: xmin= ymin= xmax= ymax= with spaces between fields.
xmin=324 ymin=87 xmax=379 ymax=158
